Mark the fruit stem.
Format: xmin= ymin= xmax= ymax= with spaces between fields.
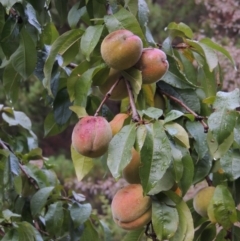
xmin=94 ymin=77 xmax=122 ymax=117
xmin=157 ymin=87 xmax=209 ymax=133
xmin=124 ymin=79 xmax=141 ymax=122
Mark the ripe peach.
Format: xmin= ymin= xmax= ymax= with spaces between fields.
xmin=101 ymin=30 xmax=143 ymax=70
xmin=99 ymin=68 xmax=128 ymax=100
xmin=122 ymin=148 xmax=141 ymax=184
xmin=193 ymin=186 xmax=215 ymax=218
xmin=135 ymin=48 xmax=169 ymax=84
xmin=111 ymin=184 xmax=152 ymax=230
xmin=109 ymin=113 xmax=129 ymax=135
xmin=71 ymin=116 xmax=112 ymax=158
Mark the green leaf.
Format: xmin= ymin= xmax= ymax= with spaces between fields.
xmin=193 ymin=152 xmax=212 ymax=184
xmin=44 ymin=112 xmax=68 ymax=137
xmin=1 ymin=0 xmax=22 ymax=8
xmin=104 ymin=7 xmax=146 ymax=45
xmin=208 ymin=110 xmax=237 ymax=146
xmin=17 ymin=221 xmax=43 ymax=241
xmin=208 ymin=185 xmax=237 ymax=229
xmin=198 ymin=223 xmax=217 ymax=241
xmin=30 ymin=186 xmax=54 ymax=217
xmin=167 ymin=22 xmax=193 ymax=39
xmin=0 ymin=18 xmax=20 ymax=58
xmin=40 ymin=22 xmax=59 ymax=46
xmin=148 ymin=168 xmax=175 ymax=195
xmin=215 ymin=229 xmax=228 ymax=241
xmin=186 ymin=39 xmax=218 ymax=72
xmin=164 ymin=110 xmax=184 ymax=123
xmin=70 ymin=202 xmax=92 ymax=228
xmin=142 ymin=107 xmax=163 ymax=120
xmin=186 ymin=121 xmax=208 ymax=159
xmin=135 ymin=124 xmax=147 ymax=152
xmin=10 ymin=27 xmax=37 ymax=79
xmin=81 ymin=220 xmax=101 ymax=241
xmin=170 ymin=144 xmax=183 ymax=183
xmin=3 ymin=62 xmax=21 ymax=103
xmin=53 ymin=88 xmax=72 ymax=125
xmin=152 ymin=199 xmax=179 ymax=240
xmin=2 ymin=110 xmax=32 ymax=130
xmin=2 ymin=209 xmax=21 ymax=220
xmin=43 ymin=29 xmax=83 ymax=95
xmin=140 ymin=121 xmax=172 ymax=195
xmin=220 ymin=149 xmax=240 ymax=181
xmin=165 ymin=122 xmax=190 ymax=148
xmin=45 ymin=201 xmax=64 ymax=236
xmin=179 ymin=154 xmax=194 ymax=196
xmin=107 ymin=124 xmax=136 ymax=179
xmin=74 ymin=65 xmax=106 ymax=106
xmin=122 ymin=67 xmax=142 ymax=101
xmin=200 ymin=38 xmax=236 ymax=69
xmin=0 ymin=3 xmax=5 ymax=33
xmin=80 ymin=25 xmax=104 ymax=61
xmin=68 ymin=2 xmax=87 ymax=29
xmin=166 ymin=192 xmax=194 ymax=241
xmin=122 ymin=227 xmax=145 ymax=241
xmin=54 ymin=0 xmax=68 ymax=26
xmin=71 ymin=145 xmax=93 ymax=181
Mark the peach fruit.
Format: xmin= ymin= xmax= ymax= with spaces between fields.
xmin=71 ymin=116 xmax=112 ymax=158
xmin=111 ymin=184 xmax=152 ymax=230
xmin=99 ymin=68 xmax=128 ymax=100
xmin=101 ymin=30 xmax=143 ymax=70
xmin=109 ymin=113 xmax=129 ymax=135
xmin=193 ymin=186 xmax=215 ymax=218
xmin=135 ymin=48 xmax=169 ymax=84
xmin=122 ymin=148 xmax=141 ymax=184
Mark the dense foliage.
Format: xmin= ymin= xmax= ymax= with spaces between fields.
xmin=0 ymin=0 xmax=239 ymax=240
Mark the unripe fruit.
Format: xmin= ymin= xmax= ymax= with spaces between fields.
xmin=111 ymin=184 xmax=151 ymax=230
xmin=99 ymin=69 xmax=128 ymax=100
xmin=109 ymin=113 xmax=129 ymax=135
xmin=135 ymin=48 xmax=169 ymax=84
xmin=193 ymin=186 xmax=215 ymax=218
xmin=122 ymin=148 xmax=141 ymax=184
xmin=72 ymin=116 xmax=112 ymax=158
xmin=101 ymin=30 xmax=143 ymax=70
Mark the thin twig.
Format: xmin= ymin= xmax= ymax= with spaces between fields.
xmin=157 ymin=43 xmax=190 ymax=49
xmin=157 ymin=87 xmax=209 ymax=133
xmin=205 ymin=176 xmax=213 ymax=186
xmin=94 ymin=77 xmax=122 ymax=116
xmin=124 ymin=79 xmax=140 ymax=122
xmin=19 ymin=164 xmax=39 ymax=190
xmin=34 ymin=220 xmax=50 ymax=236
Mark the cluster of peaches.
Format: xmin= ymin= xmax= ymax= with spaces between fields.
xmin=72 ymin=29 xmax=169 ymax=230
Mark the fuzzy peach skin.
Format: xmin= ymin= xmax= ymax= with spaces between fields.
xmin=99 ymin=68 xmax=128 ymax=100
xmin=111 ymin=184 xmax=152 ymax=230
xmin=135 ymin=48 xmax=169 ymax=84
xmin=109 ymin=113 xmax=129 ymax=135
xmin=101 ymin=29 xmax=143 ymax=70
xmin=113 ymin=207 xmax=152 ymax=230
xmin=71 ymin=116 xmax=112 ymax=158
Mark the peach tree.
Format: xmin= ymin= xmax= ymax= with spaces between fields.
xmin=0 ymin=0 xmax=240 ymax=240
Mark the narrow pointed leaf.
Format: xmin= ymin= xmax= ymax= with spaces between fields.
xmin=71 ymin=145 xmax=93 ymax=181
xmin=11 ymin=27 xmax=37 ymax=79
xmin=107 ymin=124 xmax=136 ymax=179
